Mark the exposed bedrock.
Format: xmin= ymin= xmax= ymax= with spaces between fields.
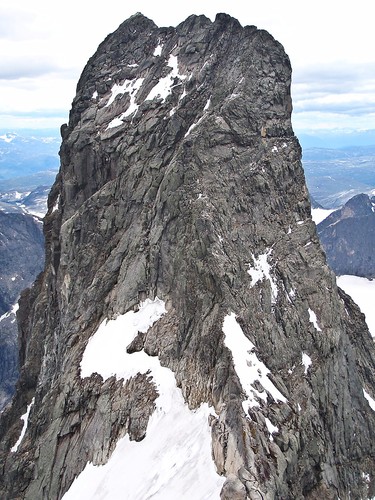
xmin=0 ymin=13 xmax=374 ymax=500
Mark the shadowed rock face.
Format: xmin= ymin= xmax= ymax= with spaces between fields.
xmin=0 ymin=211 xmax=44 ymax=316
xmin=0 ymin=211 xmax=44 ymax=410
xmin=0 ymin=13 xmax=374 ymax=499
xmin=318 ymin=193 xmax=375 ymax=278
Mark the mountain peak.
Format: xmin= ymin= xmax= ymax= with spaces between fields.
xmin=1 ymin=13 xmax=374 ymax=500
xmin=318 ymin=193 xmax=375 ymax=278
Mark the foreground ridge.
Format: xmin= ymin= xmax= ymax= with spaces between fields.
xmin=0 ymin=13 xmax=374 ymax=499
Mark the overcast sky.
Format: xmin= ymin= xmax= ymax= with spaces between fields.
xmin=1 ymin=0 xmax=374 ymax=133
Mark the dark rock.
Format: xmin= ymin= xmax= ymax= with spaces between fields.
xmin=0 ymin=12 xmax=374 ymax=500
xmin=317 ymin=193 xmax=375 ymax=277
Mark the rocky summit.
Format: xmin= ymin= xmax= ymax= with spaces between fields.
xmin=1 ymin=13 xmax=375 ymax=499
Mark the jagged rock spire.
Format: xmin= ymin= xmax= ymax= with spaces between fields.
xmin=0 ymin=13 xmax=374 ymax=499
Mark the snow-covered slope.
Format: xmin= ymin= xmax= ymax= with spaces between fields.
xmin=311 ymin=208 xmax=335 ymax=225
xmin=63 ymin=298 xmax=224 ymax=500
xmin=337 ymin=275 xmax=375 ymax=338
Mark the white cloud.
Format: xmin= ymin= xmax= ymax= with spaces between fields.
xmin=2 ymin=0 xmax=375 ymax=131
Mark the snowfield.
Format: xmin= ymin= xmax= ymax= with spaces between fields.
xmin=63 ymin=298 xmax=225 ymax=500
xmin=311 ymin=208 xmax=336 ymax=225
xmin=337 ymin=275 xmax=375 ymax=338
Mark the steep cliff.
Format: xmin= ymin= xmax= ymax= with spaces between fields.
xmin=1 ymin=13 xmax=375 ymax=499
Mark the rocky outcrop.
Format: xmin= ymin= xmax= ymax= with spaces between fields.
xmin=318 ymin=193 xmax=375 ymax=278
xmin=0 ymin=13 xmax=374 ymax=499
xmin=0 ymin=210 xmax=44 ymax=409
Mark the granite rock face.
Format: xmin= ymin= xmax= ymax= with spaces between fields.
xmin=1 ymin=13 xmax=375 ymax=499
xmin=318 ymin=193 xmax=375 ymax=278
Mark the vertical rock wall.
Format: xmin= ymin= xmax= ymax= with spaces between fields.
xmin=0 ymin=13 xmax=374 ymax=499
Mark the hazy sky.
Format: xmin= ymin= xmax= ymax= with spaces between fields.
xmin=1 ymin=0 xmax=375 ymax=133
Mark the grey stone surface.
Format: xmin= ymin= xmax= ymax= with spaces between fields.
xmin=0 ymin=12 xmax=374 ymax=500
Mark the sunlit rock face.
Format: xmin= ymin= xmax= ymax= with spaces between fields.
xmin=0 ymin=13 xmax=374 ymax=500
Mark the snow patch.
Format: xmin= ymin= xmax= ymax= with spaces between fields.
xmin=66 ymin=298 xmax=224 ymax=499
xmin=302 ymin=353 xmax=312 ymax=374
xmin=363 ymin=389 xmax=375 ymax=411
xmin=179 ymin=87 xmax=187 ymax=102
xmin=0 ymin=301 xmax=19 ymax=323
xmin=223 ymin=313 xmax=287 ymax=415
xmin=106 ymin=77 xmax=145 ymax=129
xmin=145 ymin=55 xmax=186 ymax=103
xmin=264 ymin=417 xmax=278 ymax=441
xmin=52 ymin=194 xmax=60 ymax=213
xmin=0 ymin=133 xmax=16 ymax=143
xmin=362 ymin=471 xmax=371 ymax=483
xmin=106 ymin=80 xmax=138 ymax=107
xmin=184 ymin=97 xmax=212 ymax=137
xmin=92 ymin=90 xmax=98 ymax=100
xmin=272 ymin=146 xmax=278 ymax=153
xmin=204 ymin=97 xmax=211 ymax=110
xmin=308 ymin=308 xmax=322 ymax=332
xmin=184 ymin=115 xmax=205 ymax=137
xmin=311 ymin=208 xmax=336 ymax=225
xmin=11 ymin=302 xmax=19 ymax=314
xmin=337 ymin=275 xmax=375 ymax=337
xmin=10 ymin=191 xmax=24 ymax=200
xmin=153 ymin=43 xmax=163 ymax=56
xmin=11 ymin=398 xmax=35 ymax=452
xmin=247 ymin=250 xmax=278 ymax=303
xmin=80 ymin=298 xmax=166 ymax=380
xmin=185 ymin=121 xmax=199 ymax=137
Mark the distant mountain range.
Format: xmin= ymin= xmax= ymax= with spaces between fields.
xmin=0 ymin=130 xmax=59 ymax=217
xmin=2 ymin=128 xmax=375 ymax=210
xmin=303 ymin=145 xmax=375 ymax=208
xmin=297 ymin=128 xmax=375 ymax=149
xmin=316 ymin=193 xmax=375 ymax=278
xmin=0 ymin=129 xmax=60 ymax=186
xmin=0 ymin=185 xmax=51 ymax=218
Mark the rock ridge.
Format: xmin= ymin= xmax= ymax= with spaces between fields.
xmin=0 ymin=13 xmax=374 ymax=500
